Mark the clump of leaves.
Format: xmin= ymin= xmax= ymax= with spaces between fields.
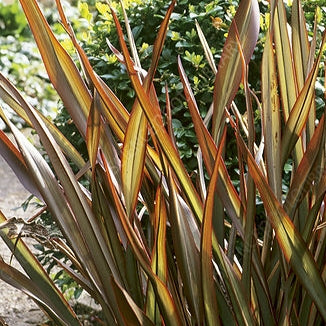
xmin=0 ymin=0 xmax=325 ymax=325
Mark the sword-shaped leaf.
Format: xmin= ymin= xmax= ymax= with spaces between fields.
xmin=0 ymin=211 xmax=80 ymax=325
xmin=0 ymin=259 xmax=80 ymax=326
xmin=121 ymin=101 xmax=148 ymax=217
xmin=0 ymin=127 xmax=41 ymax=199
xmin=146 ymin=184 xmax=168 ymax=324
xmin=291 ymin=0 xmax=310 ymax=89
xmin=102 ymin=153 xmax=184 ymax=326
xmin=5 ymin=111 xmax=122 ymax=323
xmin=110 ymin=6 xmax=204 ymax=225
xmin=272 ymin=0 xmax=297 ymax=122
xmin=168 ymin=170 xmax=202 ymax=323
xmin=262 ymin=31 xmax=282 ymax=199
xmin=121 ymin=1 xmax=175 ymax=217
xmin=55 ymin=0 xmax=129 ymax=142
xmin=0 ymin=74 xmax=91 ymax=181
xmin=19 ymin=0 xmax=91 ymax=136
xmin=201 ymin=129 xmax=227 ymax=326
xmin=284 ymin=115 xmax=325 ymax=217
xmin=212 ymin=0 xmax=260 ymax=142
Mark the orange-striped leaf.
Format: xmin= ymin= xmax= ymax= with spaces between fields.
xmin=212 ymin=0 xmax=260 ymax=142
xmin=19 ymin=0 xmax=91 ymax=135
xmin=110 ymin=6 xmax=204 ymax=225
xmin=120 ymin=1 xmax=175 ymax=217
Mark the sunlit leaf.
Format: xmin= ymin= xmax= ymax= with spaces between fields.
xmin=261 ymin=31 xmax=282 ymax=199
xmin=19 ymin=0 xmax=91 ymax=136
xmin=212 ymin=0 xmax=260 ymax=142
xmin=261 ymin=29 xmax=281 ymax=266
xmin=272 ymin=0 xmax=297 ymax=122
xmin=195 ymin=20 xmax=217 ymax=74
xmin=292 ymin=0 xmax=310 ymax=89
xmin=121 ymin=0 xmax=175 ymax=217
xmin=110 ymin=5 xmax=204 ymax=226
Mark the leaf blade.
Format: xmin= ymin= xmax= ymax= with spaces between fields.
xmin=19 ymin=0 xmax=91 ymax=135
xmin=212 ymin=0 xmax=260 ymax=141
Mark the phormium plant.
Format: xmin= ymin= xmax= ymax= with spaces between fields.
xmin=0 ymin=0 xmax=325 ymax=325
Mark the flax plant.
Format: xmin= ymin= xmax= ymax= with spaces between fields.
xmin=0 ymin=0 xmax=325 ymax=325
